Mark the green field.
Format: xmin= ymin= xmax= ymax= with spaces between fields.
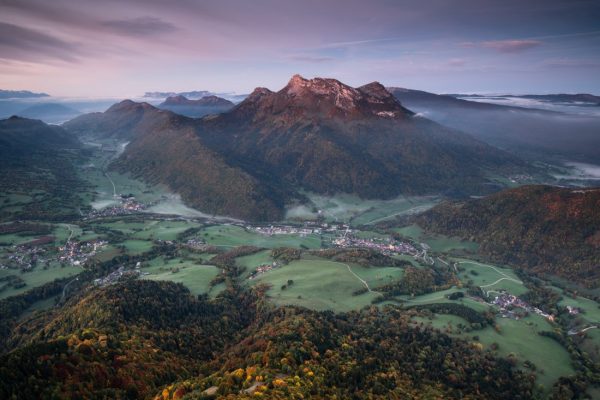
xmin=558 ymin=293 xmax=600 ymax=324
xmin=0 ymin=263 xmax=81 ymax=300
xmin=198 ymin=225 xmax=323 ymax=249
xmin=249 ymin=258 xmax=402 ymax=312
xmin=140 ymin=257 xmax=220 ymax=296
xmin=394 ymin=224 xmax=479 ymax=253
xmin=121 ymin=240 xmax=154 ymax=255
xmin=455 ymin=258 xmax=528 ymax=296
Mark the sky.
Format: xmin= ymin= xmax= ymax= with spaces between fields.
xmin=0 ymin=0 xmax=599 ymax=97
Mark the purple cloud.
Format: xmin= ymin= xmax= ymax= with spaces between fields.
xmin=481 ymin=40 xmax=542 ymax=53
xmin=101 ymin=17 xmax=177 ymax=36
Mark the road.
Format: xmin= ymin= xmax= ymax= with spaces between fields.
xmin=59 ymin=277 xmax=79 ymax=304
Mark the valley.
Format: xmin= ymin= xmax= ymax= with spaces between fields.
xmin=1 ymin=135 xmax=598 ymax=397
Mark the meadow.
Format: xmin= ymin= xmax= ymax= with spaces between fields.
xmin=140 ymin=256 xmax=220 ymax=296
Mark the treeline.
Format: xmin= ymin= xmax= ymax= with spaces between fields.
xmin=311 ymin=248 xmax=410 ymax=268
xmin=409 ymin=303 xmax=493 ymax=326
xmin=374 ymin=266 xmax=456 ymax=299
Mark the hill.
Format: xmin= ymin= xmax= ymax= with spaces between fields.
xmin=0 ymin=279 xmax=536 ymax=399
xmin=157 ymin=95 xmax=234 ymax=117
xmin=65 ymin=100 xmax=286 ymax=220
xmin=416 ymin=185 xmax=600 ymax=287
xmin=65 ymin=75 xmax=526 ymax=221
xmin=16 ymin=102 xmax=81 ymax=123
xmin=0 ymin=116 xmax=84 ymax=221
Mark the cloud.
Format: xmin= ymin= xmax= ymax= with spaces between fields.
xmin=0 ymin=22 xmax=80 ymax=62
xmin=287 ymin=55 xmax=336 ymax=63
xmin=446 ymin=58 xmax=466 ymax=67
xmin=101 ymin=16 xmax=178 ymax=36
xmin=481 ymin=40 xmax=542 ymax=53
xmin=542 ymin=58 xmax=600 ymax=69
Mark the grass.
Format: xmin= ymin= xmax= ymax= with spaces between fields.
xmin=130 ymin=220 xmax=200 ymax=241
xmin=198 ymin=225 xmax=322 ymax=249
xmin=141 ymin=257 xmax=219 ymax=296
xmin=394 ymin=224 xmax=479 ymax=253
xmin=121 ymin=240 xmax=154 ymax=255
xmin=0 ymin=263 xmax=81 ymax=300
xmin=249 ymin=258 xmax=391 ymax=312
xmin=558 ymin=293 xmax=600 ymax=324
xmin=455 ymin=258 xmax=528 ymax=296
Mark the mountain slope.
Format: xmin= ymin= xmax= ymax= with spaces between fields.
xmin=0 ymin=116 xmax=84 ymax=221
xmin=65 ymin=100 xmax=286 ymax=220
xmin=388 ymin=87 xmax=600 ymax=162
xmin=198 ymin=75 xmax=523 ymax=199
xmin=64 ymin=75 xmax=526 ymax=221
xmin=416 ymin=185 xmax=600 ymax=287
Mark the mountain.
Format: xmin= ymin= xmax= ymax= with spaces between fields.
xmin=195 ymin=75 xmax=523 ymax=199
xmin=65 ymin=100 xmax=286 ymax=220
xmin=0 ymin=116 xmax=83 ymax=221
xmin=387 ymin=87 xmax=528 ymax=111
xmin=0 ymin=89 xmax=49 ymax=99
xmin=15 ymin=102 xmax=81 ymax=124
xmin=160 ymin=95 xmax=233 ymax=107
xmin=157 ymin=95 xmax=234 ymax=117
xmin=388 ymin=88 xmax=600 ymax=162
xmin=416 ymin=185 xmax=600 ymax=287
xmin=65 ymin=75 xmax=525 ymax=221
xmin=0 ymin=115 xmax=79 ymax=156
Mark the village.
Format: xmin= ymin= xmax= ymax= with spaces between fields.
xmin=85 ymin=196 xmax=147 ymax=219
xmin=0 ymin=236 xmax=107 ymax=273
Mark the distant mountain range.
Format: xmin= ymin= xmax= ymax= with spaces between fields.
xmin=0 ymin=90 xmax=49 ymax=99
xmin=143 ymin=90 xmax=247 ymax=103
xmin=416 ymin=185 xmax=600 ymax=287
xmin=157 ymin=95 xmax=234 ymax=117
xmin=388 ymin=87 xmax=600 ymax=162
xmin=448 ymin=93 xmax=600 ymax=105
xmin=65 ymin=75 xmax=525 ymax=221
xmin=14 ymin=103 xmax=81 ymax=124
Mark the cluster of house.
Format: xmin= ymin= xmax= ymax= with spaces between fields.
xmin=86 ymin=197 xmax=147 ymax=219
xmin=1 ymin=244 xmax=48 ymax=271
xmin=332 ymin=234 xmax=418 ymax=257
xmin=250 ymin=222 xmax=350 ymax=237
xmin=492 ymin=292 xmax=555 ymax=321
xmin=185 ymin=238 xmax=212 ymax=251
xmin=93 ymin=266 xmax=143 ymax=287
xmin=252 ymin=225 xmax=321 ymax=237
xmin=330 ymin=233 xmax=435 ymax=265
xmin=508 ymin=174 xmax=534 ymax=183
xmin=58 ymin=239 xmax=108 ymax=266
xmin=248 ymin=262 xmax=281 ymax=280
